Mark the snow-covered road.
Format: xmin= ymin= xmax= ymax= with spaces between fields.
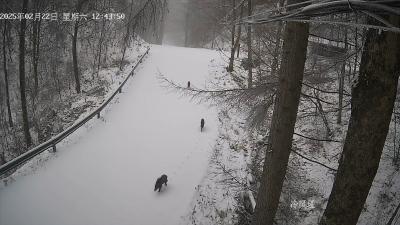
xmin=0 ymin=45 xmax=220 ymax=225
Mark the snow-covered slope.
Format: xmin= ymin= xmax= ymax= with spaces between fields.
xmin=0 ymin=45 xmax=220 ymax=225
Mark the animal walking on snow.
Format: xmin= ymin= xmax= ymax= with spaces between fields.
xmin=154 ymin=174 xmax=168 ymax=192
xmin=201 ymin=118 xmax=205 ymax=132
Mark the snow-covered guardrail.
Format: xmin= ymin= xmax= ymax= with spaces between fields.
xmin=0 ymin=48 xmax=150 ymax=179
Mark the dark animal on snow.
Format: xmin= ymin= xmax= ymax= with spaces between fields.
xmin=154 ymin=174 xmax=168 ymax=192
xmin=201 ymin=118 xmax=205 ymax=132
xmin=187 ymin=81 xmax=191 ymax=88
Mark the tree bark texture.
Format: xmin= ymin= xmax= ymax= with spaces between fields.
xmin=320 ymin=16 xmax=400 ymax=225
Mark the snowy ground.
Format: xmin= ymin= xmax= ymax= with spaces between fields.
xmin=0 ymin=45 xmax=221 ymax=225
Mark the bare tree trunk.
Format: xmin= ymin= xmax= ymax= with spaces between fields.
xmin=211 ymin=26 xmax=216 ymax=49
xmin=227 ymin=0 xmax=236 ymax=72
xmin=97 ymin=17 xmax=106 ymax=76
xmin=337 ymin=19 xmax=348 ymax=125
xmin=352 ymin=17 xmax=359 ymax=79
xmin=247 ymin=0 xmax=253 ymax=88
xmin=315 ymin=91 xmax=332 ymax=138
xmin=19 ymin=0 xmax=32 ymax=147
xmin=337 ymin=66 xmax=344 ymax=124
xmin=319 ymin=16 xmax=400 ymax=225
xmin=2 ymin=20 xmax=12 ymax=128
xmin=120 ymin=0 xmax=134 ymax=70
xmin=236 ymin=3 xmax=244 ymax=58
xmin=72 ymin=0 xmax=89 ymax=93
xmin=32 ymin=4 xmax=41 ymax=95
xmin=270 ymin=21 xmax=283 ymax=78
xmin=72 ymin=20 xmax=81 ymax=93
xmin=252 ymin=1 xmax=309 ymax=224
xmin=32 ymin=21 xmax=38 ymax=93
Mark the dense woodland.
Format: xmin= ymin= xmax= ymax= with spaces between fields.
xmin=176 ymin=0 xmax=400 ymax=225
xmin=0 ymin=0 xmax=166 ymax=164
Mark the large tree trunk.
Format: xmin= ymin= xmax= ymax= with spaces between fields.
xmin=319 ymin=16 xmax=400 ymax=225
xmin=19 ymin=0 xmax=32 ymax=147
xmin=252 ymin=1 xmax=309 ymax=224
xmin=3 ymin=20 xmax=12 ymax=128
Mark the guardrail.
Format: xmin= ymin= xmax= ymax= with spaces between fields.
xmin=0 ymin=48 xmax=150 ymax=179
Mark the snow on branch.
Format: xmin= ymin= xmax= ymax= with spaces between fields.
xmin=294 ymin=132 xmax=342 ymax=143
xmin=240 ymin=0 xmax=400 ymax=33
xmin=157 ymin=71 xmax=277 ymax=130
xmin=291 ymin=147 xmax=338 ymax=172
xmin=157 ymin=71 xmax=274 ymax=105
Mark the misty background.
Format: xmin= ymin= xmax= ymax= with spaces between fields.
xmin=163 ymin=0 xmax=188 ymax=46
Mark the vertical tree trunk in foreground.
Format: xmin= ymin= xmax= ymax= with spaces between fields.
xmin=252 ymin=2 xmax=309 ymax=224
xmin=320 ymin=16 xmax=400 ymax=225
